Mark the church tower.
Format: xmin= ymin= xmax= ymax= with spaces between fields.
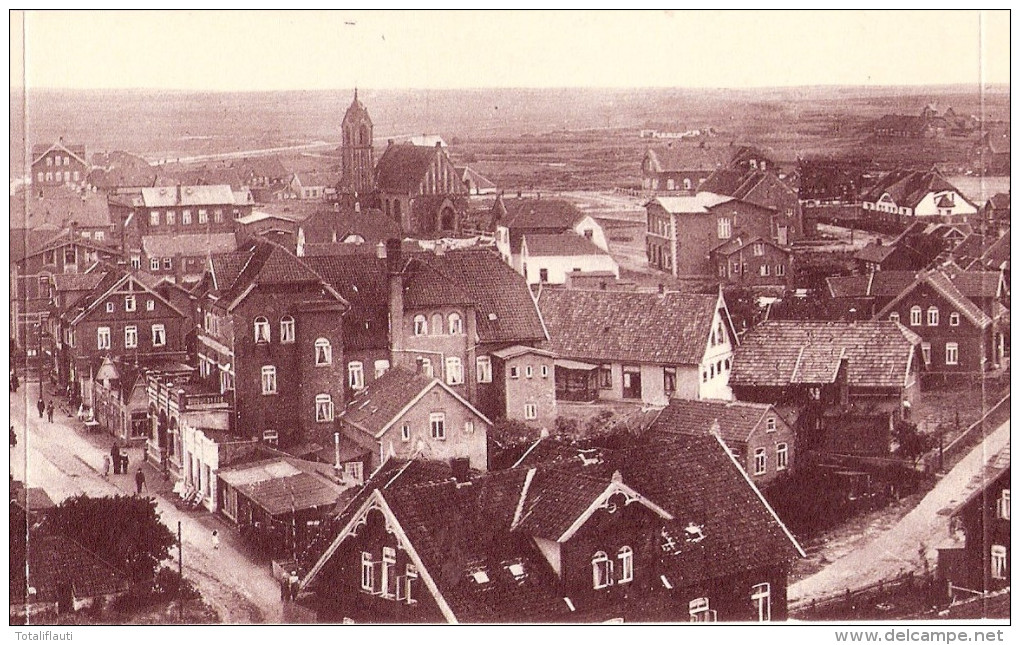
xmin=341 ymin=89 xmax=375 ymax=197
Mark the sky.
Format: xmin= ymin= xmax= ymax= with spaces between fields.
xmin=10 ymin=10 xmax=1012 ymax=91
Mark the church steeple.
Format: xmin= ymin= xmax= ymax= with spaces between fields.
xmin=341 ymin=89 xmax=374 ymax=196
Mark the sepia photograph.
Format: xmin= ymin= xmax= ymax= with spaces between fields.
xmin=7 ymin=8 xmax=1011 ymax=634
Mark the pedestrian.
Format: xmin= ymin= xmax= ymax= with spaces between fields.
xmin=110 ymin=444 xmax=121 ymax=475
xmin=37 ymin=398 xmax=45 ymax=419
xmin=10 ymin=426 xmax=16 ymax=449
xmin=11 ymin=372 xmax=19 ymax=393
xmin=211 ymin=530 xmax=220 ymax=550
xmin=135 ymin=468 xmax=146 ymax=495
xmin=121 ymin=452 xmax=129 ymax=475
xmin=46 ymin=401 xmax=54 ymax=423
xmin=102 ymin=453 xmax=111 ymax=478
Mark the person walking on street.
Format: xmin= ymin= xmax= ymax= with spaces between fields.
xmin=102 ymin=453 xmax=112 ymax=478
xmin=121 ymin=452 xmax=129 ymax=476
xmin=37 ymin=398 xmax=45 ymax=419
xmin=110 ymin=444 xmax=122 ymax=475
xmin=135 ymin=468 xmax=146 ymax=495
xmin=211 ymin=530 xmax=220 ymax=550
xmin=46 ymin=401 xmax=54 ymax=423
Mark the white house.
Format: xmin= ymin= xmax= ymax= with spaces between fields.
xmin=861 ymin=168 xmax=978 ymax=220
xmin=519 ymin=233 xmax=620 ymax=285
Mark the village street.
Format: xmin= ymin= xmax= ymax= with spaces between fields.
xmin=789 ymin=418 xmax=1011 ymax=604
xmin=10 ymin=376 xmax=283 ymax=624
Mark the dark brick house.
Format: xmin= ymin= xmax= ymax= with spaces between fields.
xmin=699 ymin=167 xmax=804 ymax=242
xmin=375 ymin=142 xmax=468 ymax=236
xmin=294 ymin=432 xmax=803 ymax=623
xmin=641 ymin=143 xmax=774 ymax=194
xmin=31 ymin=140 xmax=89 ymax=188
xmin=710 ymin=233 xmax=793 ymax=288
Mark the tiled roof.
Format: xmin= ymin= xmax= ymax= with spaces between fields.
xmin=403 ymin=258 xmax=474 ymax=308
xmin=861 ymin=169 xmax=966 ymax=210
xmin=142 ymin=232 xmax=238 ymax=257
xmin=648 ymin=192 xmax=733 ymax=214
xmin=730 ymin=320 xmax=921 ymax=389
xmin=854 ymin=242 xmax=897 ymax=264
xmin=11 ymin=185 xmax=113 ymax=229
xmin=645 ymin=398 xmax=774 ymax=447
xmin=711 ymin=231 xmax=789 ymax=257
xmin=16 ymin=534 xmax=129 ymax=604
xmin=950 ymin=441 xmax=1009 ymax=517
xmin=538 ymin=289 xmax=720 ymax=365
xmin=523 ymin=232 xmax=609 ymax=257
xmin=944 ymin=270 xmax=1003 ymax=300
xmin=375 ymin=143 xmax=438 ymax=193
xmin=211 ymin=239 xmax=337 ymax=304
xmin=502 ymin=198 xmax=586 ymax=231
xmin=340 ymin=368 xmax=436 ymax=438
xmin=644 ymin=145 xmax=734 ymax=173
xmin=302 ymin=255 xmax=390 ymax=350
xmin=51 ymin=272 xmax=105 ymax=293
xmin=827 ymin=271 xmax=919 ymax=300
xmin=874 ymin=270 xmax=991 ymax=328
xmin=140 ymin=184 xmax=236 ymax=207
xmin=514 ymin=468 xmax=615 ymax=540
xmin=299 ymin=208 xmax=400 ymax=245
xmin=986 ymin=192 xmax=1010 ymax=210
xmin=218 ymin=458 xmax=346 ymax=517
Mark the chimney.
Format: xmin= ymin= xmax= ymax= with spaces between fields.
xmin=435 ymin=140 xmax=442 ymax=149
xmin=375 ymin=241 xmax=387 ymax=259
xmin=386 ymin=238 xmax=404 ymax=359
xmin=451 ymin=457 xmax=471 ymax=483
xmin=334 ymin=432 xmax=341 ymax=470
xmin=415 ymin=357 xmax=424 ymax=374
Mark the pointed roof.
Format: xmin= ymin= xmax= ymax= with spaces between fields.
xmin=342 ymin=88 xmax=372 ymax=126
xmin=646 ymin=399 xmax=778 ymax=447
xmin=874 ymin=270 xmax=992 ymax=328
xmin=94 ymin=356 xmax=121 ymax=382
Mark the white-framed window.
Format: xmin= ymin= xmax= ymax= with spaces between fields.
xmin=990 ymin=545 xmax=1007 ymax=580
xmin=182 ymin=210 xmax=192 ymax=225
xmin=776 ymin=263 xmax=786 ymax=277
xmin=664 ymin=367 xmax=676 ymax=393
xmin=214 ymin=209 xmax=223 ymax=223
xmin=752 ymin=583 xmax=772 ymax=621
xmin=97 ymin=327 xmax=111 ymax=350
xmin=777 ymin=443 xmax=788 ymax=471
xmin=448 ymin=312 xmax=463 ymax=335
xmin=617 ymin=546 xmax=633 ymax=584
xmin=315 ymin=394 xmax=334 ymax=422
xmin=666 ymin=178 xmax=675 ymax=191
xmin=949 ymin=312 xmax=960 ymax=326
xmin=315 ymin=338 xmax=332 ymax=365
xmin=124 ymin=326 xmax=138 ymax=349
xmin=689 ymin=597 xmax=714 ymax=622
xmin=124 ymin=294 xmax=136 ymax=312
xmin=927 ymin=307 xmax=939 ymax=326
xmin=149 ymin=210 xmax=160 ymax=226
xmin=106 ymin=302 xmax=115 ymax=313
xmin=997 ymin=489 xmax=1010 ymax=520
xmin=464 ymin=420 xmax=475 ymax=435
xmin=910 ymin=306 xmax=922 ymax=326
xmin=130 ymin=255 xmax=141 ymax=269
xmin=476 ymin=356 xmax=492 ymax=383
xmin=150 ymin=258 xmax=160 ymax=271
xmin=759 ymin=264 xmax=771 ymax=276
xmin=446 ymin=357 xmax=463 ymax=385
xmin=374 ymin=359 xmax=390 ymax=379
xmin=766 ymin=416 xmax=777 ymax=432
xmin=348 ymin=361 xmax=365 ymax=390
xmin=151 ymin=324 xmax=166 ymax=347
xmin=401 ymin=423 xmax=411 ymax=442
xmin=261 ymin=365 xmax=277 ymax=395
xmin=166 ymin=210 xmax=175 ymax=225
xmin=163 ymin=257 xmax=172 ymax=270
xmin=146 ymin=299 xmax=155 ymax=311
xmin=945 ymin=342 xmax=959 ymax=366
xmin=525 ymin=365 xmax=533 ymax=379
xmin=683 ymin=177 xmax=692 ymax=191
xmin=430 ymin=412 xmax=446 ymax=440
xmin=717 ymin=217 xmax=732 ymax=239
xmin=198 ymin=209 xmax=208 ymax=224
xmin=398 ymin=564 xmax=418 ymax=605
xmin=592 ymin=551 xmax=613 ymax=590
xmin=921 ymin=342 xmax=932 ymax=365
xmin=541 ymin=364 xmax=550 ymax=378
xmin=420 ymin=357 xmax=434 ymax=378
xmin=754 ymin=447 xmax=767 ymax=475
xmin=361 ymin=552 xmax=375 ymax=592
xmin=525 ymin=403 xmax=538 ymax=420
xmin=413 ymin=314 xmax=428 ymax=336
xmin=280 ymin=316 xmax=295 ymax=343
xmin=890 ymin=312 xmax=900 ymax=323
xmin=753 ymin=242 xmax=765 ymax=256
xmin=380 ymin=547 xmax=396 ymax=598
xmin=254 ymin=316 xmax=270 ymax=343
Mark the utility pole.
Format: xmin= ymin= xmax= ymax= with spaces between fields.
xmin=178 ymin=520 xmax=183 ymax=620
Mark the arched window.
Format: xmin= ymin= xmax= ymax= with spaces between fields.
xmin=617 ymin=546 xmax=633 ymax=583
xmin=413 ymin=315 xmax=428 ymax=336
xmin=592 ymin=551 xmax=613 ymax=589
xmin=949 ymin=312 xmax=960 ymax=326
xmin=683 ymin=177 xmax=692 ymax=191
xmin=751 ymin=583 xmax=772 ymax=622
xmin=280 ymin=316 xmax=295 ymax=343
xmin=254 ymin=316 xmax=270 ymax=343
xmin=448 ymin=312 xmax=463 ymax=335
xmin=909 ymin=306 xmax=923 ymax=327
xmin=348 ymin=361 xmax=365 ymax=390
xmin=315 ymin=338 xmax=332 ymax=365
xmin=431 ymin=313 xmax=444 ymax=336
xmin=315 ymin=394 xmax=334 ymax=422
xmin=927 ymin=306 xmax=939 ymax=326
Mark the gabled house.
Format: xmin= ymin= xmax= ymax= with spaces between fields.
xmin=937 ymin=441 xmax=1010 ymax=596
xmin=456 ymin=166 xmax=497 ymax=195
xmin=12 ymin=185 xmax=114 ymax=239
xmin=952 ymin=229 xmax=1011 ymax=277
xmin=295 ymin=206 xmax=401 ymax=254
xmin=295 ymin=431 xmax=803 ymax=623
xmin=31 ymin=139 xmax=89 ymax=188
xmin=538 ymin=288 xmax=737 ymax=405
xmin=375 ymin=141 xmax=468 ymax=236
xmin=494 ymin=197 xmax=609 ymax=269
xmin=860 ymin=168 xmax=977 ymax=224
xmin=91 ymin=357 xmax=192 ymax=446
xmin=853 ymin=220 xmax=966 ymax=273
xmin=972 ymin=126 xmax=1009 ymax=175
xmin=645 ymin=399 xmax=796 ymax=487
xmin=977 ymin=193 xmax=1009 ymax=237
xmin=337 ymin=366 xmax=493 ymax=474
xmin=87 ymin=151 xmax=157 ymax=193
xmin=710 ymin=233 xmax=793 ymax=288
xmin=698 ymin=167 xmax=803 ymax=242
xmin=519 ymin=232 xmax=619 ymax=285
xmin=828 ymin=269 xmax=1006 ymax=321
xmin=640 ymin=142 xmax=773 ymax=194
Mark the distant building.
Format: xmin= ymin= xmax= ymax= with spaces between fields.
xmin=640 ymin=143 xmax=773 ymax=194
xmin=709 ymin=234 xmax=793 ymax=288
xmin=31 ymin=140 xmax=89 ymax=189
xmin=860 ymin=168 xmax=977 ymax=224
xmin=698 ymin=167 xmax=803 ymax=242
xmin=494 ymin=196 xmax=609 ymax=271
xmin=872 ymin=105 xmax=948 ymax=139
xmin=519 ymin=232 xmax=620 ymax=286
xmin=375 ymin=141 xmax=469 ymax=236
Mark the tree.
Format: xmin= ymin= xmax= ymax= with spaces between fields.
xmin=43 ymin=494 xmax=176 ymax=585
xmin=892 ymin=419 xmax=936 ymax=467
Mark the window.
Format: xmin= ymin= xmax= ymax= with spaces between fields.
xmin=753 ymin=242 xmax=765 ymax=256
xmin=777 ymin=443 xmax=789 ymax=470
xmin=539 ymin=268 xmax=549 ymax=283
xmin=182 ymin=210 xmax=192 ymax=225
xmin=890 ymin=312 xmax=900 ymax=323
xmin=525 ymin=403 xmax=538 ymax=420
xmin=151 ymin=324 xmax=166 ymax=347
xmin=541 ymin=364 xmax=549 ymax=378
xmin=146 ymin=299 xmax=155 ymax=311
xmin=476 ymin=356 xmax=492 ymax=383
xmin=315 ymin=394 xmax=334 ymax=422
xmin=446 ymin=357 xmax=464 ymax=385
xmin=254 ymin=317 xmax=270 ymax=343
xmin=448 ymin=312 xmax=464 ymax=335
xmin=106 ymin=302 xmax=115 ymax=313
xmin=374 ymin=360 xmax=390 ymax=379
xmin=214 ymin=209 xmax=223 ymax=223
xmin=990 ymin=545 xmax=1007 ymax=580
xmin=163 ymin=257 xmax=172 ymax=270
xmin=413 ymin=314 xmax=428 ymax=336
xmin=664 ymin=367 xmax=676 ymax=394
xmin=683 ymin=178 xmax=692 ymax=191
xmin=464 ymin=420 xmax=475 ymax=434
xmin=420 ymin=357 xmax=434 ymax=378
xmin=525 ymin=365 xmax=533 ymax=379
xmin=759 ymin=264 xmax=771 ymax=276
xmin=997 ymin=489 xmax=1010 ymax=520
xmin=754 ymin=447 xmax=767 ymax=475
xmin=732 ymin=261 xmax=741 ymax=274
xmin=617 ymin=546 xmax=633 ymax=584
xmin=124 ymin=326 xmax=138 ymax=349
xmin=280 ymin=316 xmax=295 ymax=343
xmin=46 ymin=156 xmax=52 ymax=166
xmin=752 ymin=583 xmax=772 ymax=621
xmin=401 ymin=424 xmax=411 ymax=442
xmin=689 ymin=597 xmax=714 ymax=622
xmin=380 ymin=547 xmax=397 ymax=598
xmin=945 ymin=342 xmax=959 ymax=366
xmin=717 ymin=217 xmax=732 ymax=239
xmin=776 ymin=263 xmax=786 ymax=277
xmin=315 ymin=338 xmax=332 ymax=365
xmin=73 ymin=171 xmax=80 ymax=182
xmin=927 ymin=307 xmax=939 ymax=326
xmin=150 ymin=210 xmax=160 ymax=226
xmin=166 ymin=210 xmax=175 ymax=226
xmin=97 ymin=327 xmax=111 ymax=350
xmin=910 ymin=306 xmax=923 ymax=326
xmin=921 ymin=343 xmax=932 ymax=365
xmin=150 ymin=258 xmax=160 ymax=271
xmin=198 ymin=209 xmax=208 ymax=224
xmin=592 ymin=552 xmax=613 ymax=589
xmin=949 ymin=312 xmax=960 ymax=326
xmin=599 ymin=365 xmax=613 ymax=389
xmin=398 ymin=564 xmax=418 ymax=605
xmin=764 ymin=416 xmax=777 ymax=433
xmin=430 ymin=313 xmax=443 ymax=335
xmin=124 ymin=295 xmax=136 ymax=312
xmin=430 ymin=413 xmax=446 ymax=440
xmin=261 ymin=366 xmax=277 ymax=395
xmin=509 ymin=365 xmax=519 ymax=379
xmin=361 ymin=552 xmax=375 ymax=592
xmin=348 ymin=361 xmax=365 ymax=390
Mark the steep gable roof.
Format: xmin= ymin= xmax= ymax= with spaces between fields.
xmin=538 ymin=289 xmax=722 ymax=365
xmin=874 ymin=270 xmax=992 ymax=328
xmin=711 ymin=232 xmax=789 ymax=257
xmin=730 ymin=320 xmax=921 ymax=389
xmin=31 ymin=140 xmax=88 ymax=167
xmin=375 ymin=143 xmax=440 ymax=193
xmin=644 ymin=144 xmax=734 ymax=173
xmin=502 ymin=198 xmax=586 ymax=231
xmin=140 ymin=184 xmax=236 ymax=207
xmin=648 ymin=192 xmax=733 ymax=214
xmin=522 ymin=232 xmax=610 ymax=257
xmin=66 ymin=269 xmax=190 ymax=325
xmin=861 ymin=169 xmax=968 ymax=210
xmin=645 ymin=398 xmax=775 ymax=447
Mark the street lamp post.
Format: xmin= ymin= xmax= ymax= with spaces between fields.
xmin=178 ymin=520 xmax=183 ymax=620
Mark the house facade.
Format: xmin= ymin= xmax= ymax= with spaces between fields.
xmin=710 ymin=234 xmax=793 ymax=288
xmin=494 ymin=197 xmax=610 ymax=268
xmin=31 ymin=140 xmax=89 ymax=188
xmin=860 ymin=169 xmax=977 ymax=224
xmin=375 ymin=142 xmax=468 ymax=236
xmin=519 ymin=233 xmax=620 ymax=285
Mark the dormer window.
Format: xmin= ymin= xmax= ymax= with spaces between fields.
xmin=470 ymin=569 xmax=490 ymax=584
xmin=506 ymin=562 xmax=526 ymax=580
xmin=592 ymin=551 xmax=613 ymax=590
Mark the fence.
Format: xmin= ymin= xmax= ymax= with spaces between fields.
xmin=927 ymin=394 xmax=1011 ymax=472
xmin=790 ymin=569 xmax=932 ymax=619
